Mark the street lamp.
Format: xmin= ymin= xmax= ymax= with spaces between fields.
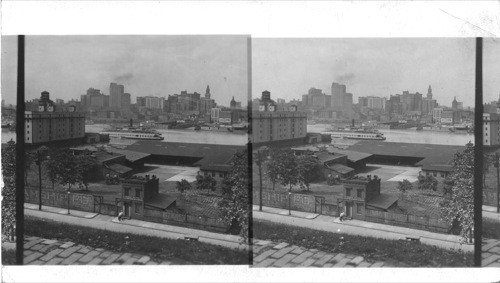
xmin=67 ymin=189 xmax=71 ymax=215
xmin=288 ymin=190 xmax=292 ymax=216
xmin=34 ymin=146 xmax=49 ymax=211
xmin=255 ymin=146 xmax=269 ymax=212
xmin=495 ymin=153 xmax=500 ymax=213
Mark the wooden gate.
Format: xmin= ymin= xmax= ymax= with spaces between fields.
xmin=314 ymin=196 xmax=325 ymax=214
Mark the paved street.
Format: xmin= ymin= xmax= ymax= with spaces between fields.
xmin=25 ymin=204 xmax=246 ymax=250
xmin=23 ymin=236 xmax=175 ymax=265
xmin=253 ymin=240 xmax=392 ymax=268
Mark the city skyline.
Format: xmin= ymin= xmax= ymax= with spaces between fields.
xmin=1 ymin=35 xmax=249 ymax=106
xmin=252 ymin=38 xmax=478 ymax=108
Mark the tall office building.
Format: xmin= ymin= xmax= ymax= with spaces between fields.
xmin=109 ymin=82 xmax=125 ymax=109
xmin=331 ymin=82 xmax=346 ymax=111
xmin=122 ymin=93 xmax=131 ymax=110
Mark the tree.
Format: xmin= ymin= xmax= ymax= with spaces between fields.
xmin=265 ymin=150 xmax=280 ymax=190
xmin=76 ymin=152 xmax=98 ymax=191
xmin=418 ymin=175 xmax=438 ymax=193
xmin=218 ymin=149 xmax=249 ymax=243
xmin=276 ymin=150 xmax=301 ymax=192
xmin=1 ymin=140 xmax=16 ymax=241
xmin=195 ymin=174 xmax=217 ymax=192
xmin=440 ymin=142 xmax=474 ymax=241
xmin=297 ymin=154 xmax=322 ymax=191
xmin=176 ymin=179 xmax=191 ymax=193
xmin=397 ymin=179 xmax=413 ymax=200
xmin=46 ymin=148 xmax=80 ymax=191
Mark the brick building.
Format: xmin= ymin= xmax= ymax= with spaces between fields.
xmin=120 ymin=175 xmax=175 ymax=219
xmin=336 ymin=175 xmax=397 ymax=220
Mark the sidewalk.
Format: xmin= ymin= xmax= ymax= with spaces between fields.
xmin=25 ymin=204 xmax=246 ymax=251
xmin=23 ymin=236 xmax=172 ymax=265
xmin=253 ymin=205 xmax=473 ymax=252
xmin=253 ymin=240 xmax=392 ymax=268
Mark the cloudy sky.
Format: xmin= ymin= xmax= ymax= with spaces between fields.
xmin=252 ymin=38 xmax=485 ymax=108
xmin=1 ymin=35 xmax=249 ymax=106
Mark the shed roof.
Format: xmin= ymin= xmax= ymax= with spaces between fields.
xmin=348 ymin=141 xmax=465 ymax=166
xmin=107 ymin=163 xmax=133 ymax=174
xmin=106 ymin=148 xmax=151 ymax=163
xmin=328 ymin=149 xmax=373 ymax=163
xmin=328 ymin=163 xmax=355 ymax=174
xmin=421 ymin=163 xmax=454 ymax=172
xmin=200 ymin=164 xmax=232 ymax=172
xmin=316 ymin=152 xmax=345 ymax=164
xmin=125 ymin=141 xmax=244 ymax=166
xmin=366 ymin=194 xmax=398 ymax=210
xmin=145 ymin=194 xmax=176 ymax=210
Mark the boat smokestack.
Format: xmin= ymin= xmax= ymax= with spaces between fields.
xmin=130 ymin=118 xmax=133 ymax=127
xmin=352 ymin=119 xmax=355 ymax=128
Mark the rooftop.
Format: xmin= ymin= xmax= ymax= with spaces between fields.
xmin=328 ymin=163 xmax=355 ymax=174
xmin=348 ymin=141 xmax=465 ymax=166
xmin=421 ymin=163 xmax=454 ymax=172
xmin=107 ymin=163 xmax=133 ymax=174
xmin=328 ymin=149 xmax=373 ymax=163
xmin=125 ymin=141 xmax=245 ymax=166
xmin=316 ymin=152 xmax=346 ymax=164
xmin=145 ymin=193 xmax=176 ymax=210
xmin=367 ymin=194 xmax=398 ymax=210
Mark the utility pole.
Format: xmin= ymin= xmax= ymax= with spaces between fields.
xmin=257 ymin=150 xmax=263 ymax=211
xmin=37 ymin=151 xmax=42 ymax=210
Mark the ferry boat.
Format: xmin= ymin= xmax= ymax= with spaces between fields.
xmin=100 ymin=129 xmax=164 ymax=140
xmin=325 ymin=128 xmax=386 ymax=140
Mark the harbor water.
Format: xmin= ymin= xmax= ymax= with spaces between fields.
xmin=2 ymin=123 xmax=473 ymax=146
xmin=307 ymin=123 xmax=473 ymax=146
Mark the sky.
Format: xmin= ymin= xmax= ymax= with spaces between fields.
xmin=252 ymin=38 xmax=482 ymax=108
xmin=1 ymin=35 xmax=249 ymax=106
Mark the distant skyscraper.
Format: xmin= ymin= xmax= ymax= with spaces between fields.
xmin=110 ymin=82 xmax=125 ymax=109
xmin=205 ymin=85 xmax=211 ymax=99
xmin=331 ymin=82 xmax=346 ymax=111
xmin=452 ymin=97 xmax=458 ymax=109
xmin=230 ymin=96 xmax=237 ymax=108
xmin=427 ymin=85 xmax=433 ymax=99
xmin=122 ymin=93 xmax=131 ymax=110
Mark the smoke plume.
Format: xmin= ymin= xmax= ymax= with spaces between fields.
xmin=336 ymin=73 xmax=355 ymax=84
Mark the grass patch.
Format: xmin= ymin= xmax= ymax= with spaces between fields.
xmin=254 ymin=220 xmax=472 ymax=267
xmin=25 ymin=216 xmax=248 ymax=265
xmin=483 ymin=218 xmax=500 ymax=239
